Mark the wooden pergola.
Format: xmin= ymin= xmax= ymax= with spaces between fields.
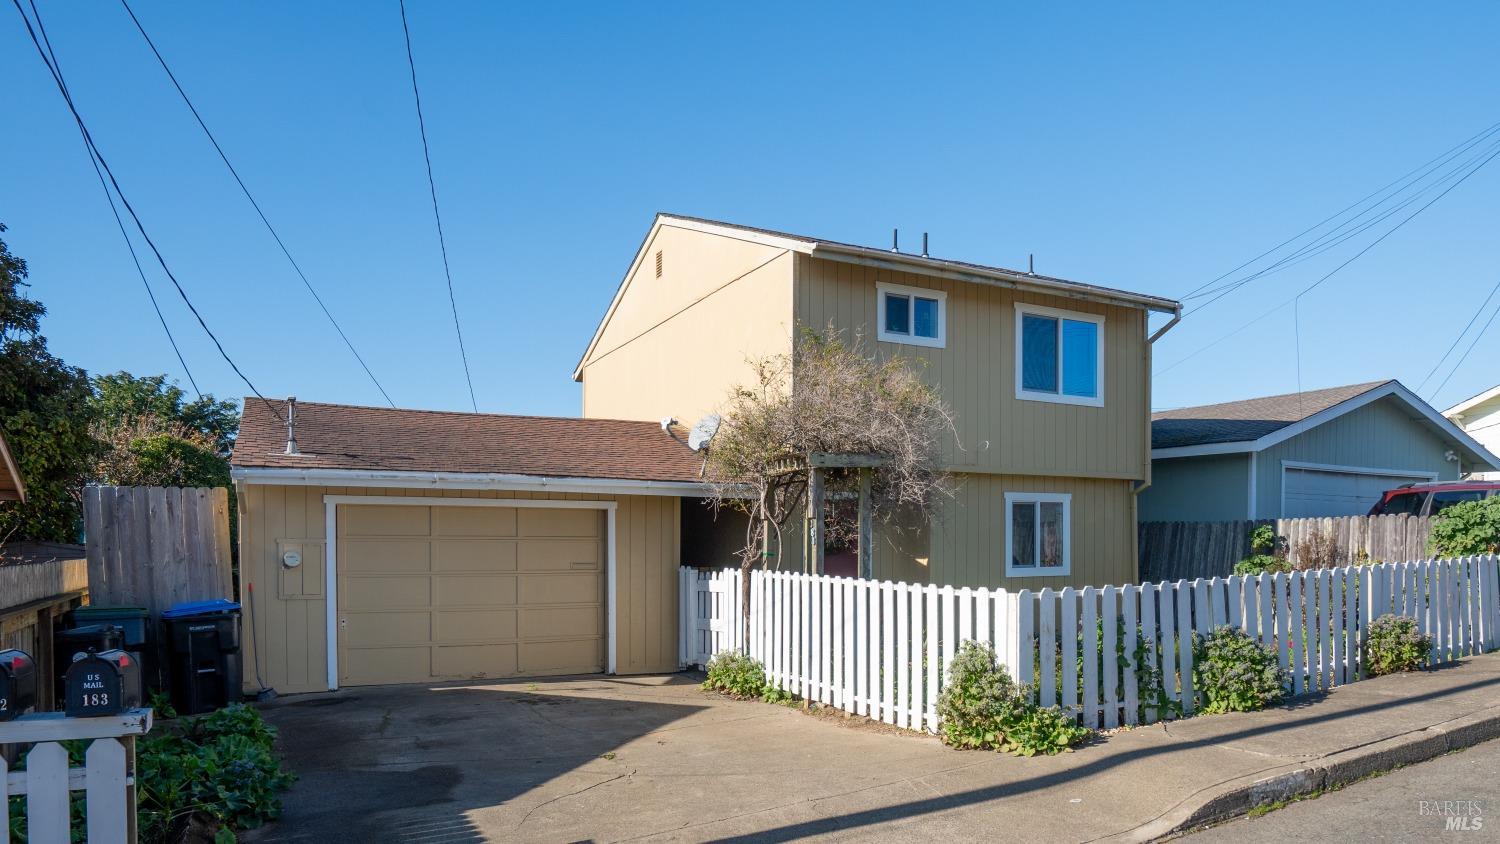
xmin=803 ymin=452 xmax=885 ymax=578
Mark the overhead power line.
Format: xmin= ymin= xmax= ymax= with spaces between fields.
xmin=1430 ymin=292 xmax=1500 ymax=401
xmin=13 ymin=0 xmax=283 ymax=422
xmin=1157 ymin=141 xmax=1500 ymax=377
xmin=120 ymin=0 xmax=396 ymax=408
xmin=398 ymin=0 xmax=478 ymax=412
xmin=24 ymin=0 xmax=200 ymax=397
xmin=1416 ymin=275 xmax=1500 ymax=396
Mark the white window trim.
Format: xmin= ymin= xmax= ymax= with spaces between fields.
xmin=876 ymin=282 xmax=947 ymax=348
xmin=1004 ymin=491 xmax=1072 ymax=577
xmin=1014 ymin=303 xmax=1105 ymax=407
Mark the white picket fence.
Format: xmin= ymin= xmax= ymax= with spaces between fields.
xmin=1 ymin=709 xmax=152 ymax=844
xmin=681 ymin=556 xmax=1500 ymax=733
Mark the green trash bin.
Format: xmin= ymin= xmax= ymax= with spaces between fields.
xmin=68 ymin=606 xmax=158 ymax=693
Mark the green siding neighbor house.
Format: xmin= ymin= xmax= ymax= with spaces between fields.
xmin=1139 ymin=381 xmax=1500 ymax=521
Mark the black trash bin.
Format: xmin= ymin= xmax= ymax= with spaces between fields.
xmin=53 ymin=624 xmax=124 ymax=708
xmin=70 ymin=606 xmax=158 ymax=692
xmin=162 ymin=599 xmax=243 ymax=715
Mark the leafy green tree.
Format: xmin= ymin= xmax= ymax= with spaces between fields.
xmin=0 ymin=224 xmax=98 ymax=542
xmin=92 ymin=371 xmax=238 ymax=456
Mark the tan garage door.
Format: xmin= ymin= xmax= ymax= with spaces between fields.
xmin=336 ymin=503 xmax=604 ymax=686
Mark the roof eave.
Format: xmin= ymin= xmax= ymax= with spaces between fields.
xmin=1445 ymin=383 xmax=1500 ymax=419
xmin=231 ymin=465 xmax=720 ymax=497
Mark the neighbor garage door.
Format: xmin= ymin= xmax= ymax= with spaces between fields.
xmin=336 ymin=503 xmax=604 ymax=686
xmin=1282 ymin=467 xmax=1431 ymax=518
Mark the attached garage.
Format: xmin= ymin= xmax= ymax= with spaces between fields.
xmin=231 ymin=399 xmax=704 ymax=695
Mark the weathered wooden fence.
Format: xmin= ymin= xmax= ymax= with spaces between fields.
xmin=83 ymin=486 xmax=233 ymax=614
xmin=683 ymin=556 xmax=1500 ymax=733
xmin=1139 ymin=515 xmax=1434 ymax=581
xmin=0 ymin=709 xmax=152 ymax=844
xmin=0 ymin=548 xmax=88 ymax=711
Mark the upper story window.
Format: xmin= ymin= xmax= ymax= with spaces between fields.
xmin=1015 ymin=304 xmax=1104 ymax=407
xmin=877 ymin=282 xmax=946 ymax=348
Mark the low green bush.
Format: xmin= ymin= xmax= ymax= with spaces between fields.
xmin=702 ymin=651 xmax=769 ymax=698
xmin=1429 ymin=497 xmax=1500 ymax=556
xmin=938 ymin=641 xmax=1091 ymax=756
xmin=1232 ymin=555 xmax=1291 ymax=576
xmin=1193 ymin=626 xmax=1288 ymax=714
xmin=1364 ymin=614 xmax=1432 ymax=676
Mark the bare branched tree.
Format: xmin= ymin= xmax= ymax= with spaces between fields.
xmin=702 ymin=326 xmax=957 ymax=637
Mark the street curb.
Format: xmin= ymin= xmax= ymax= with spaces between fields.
xmin=1131 ymin=704 xmax=1500 ymax=841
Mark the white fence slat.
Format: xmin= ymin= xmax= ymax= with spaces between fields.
xmin=1209 ymin=578 xmax=1227 ymax=629
xmin=908 ymin=584 xmax=925 ymax=730
xmin=1061 ymin=588 xmax=1079 ymax=718
xmin=1 ymin=735 xmax=8 ymax=844
xmin=844 ymin=579 xmax=857 ymax=709
xmin=1159 ymin=582 xmax=1180 ymax=710
xmin=1241 ymin=573 xmax=1257 ymax=637
xmin=975 ymin=587 xmax=991 ymax=646
xmin=1081 ymin=587 xmax=1098 ymax=728
xmin=1015 ymin=589 xmax=1035 ymax=687
xmin=896 ymin=582 xmax=911 ymax=729
xmin=833 ymin=577 xmax=845 ymax=707
xmin=1259 ymin=573 xmax=1275 ymax=648
xmin=799 ymin=575 xmax=811 ymax=699
xmin=1289 ymin=571 xmax=1306 ymax=695
xmin=1122 ymin=585 xmax=1140 ymax=727
xmin=868 ymin=580 xmax=881 ymax=718
xmin=925 ymin=584 xmax=939 ymax=731
xmin=1175 ymin=580 xmax=1194 ymax=715
xmin=1460 ymin=559 xmax=1474 ymax=655
xmin=1309 ymin=569 xmax=1324 ymax=691
xmin=1433 ymin=561 xmax=1448 ymax=663
xmin=27 ymin=741 xmax=70 ymax=844
xmin=1227 ymin=576 xmax=1242 ymax=631
xmin=1320 ymin=568 xmax=1334 ymax=689
xmin=812 ymin=576 xmax=825 ymax=703
xmin=1330 ymin=568 xmax=1345 ymax=686
xmin=958 ymin=587 xmax=974 ymax=643
xmin=1038 ymin=589 xmax=1057 ymax=709
xmin=1274 ymin=572 xmax=1291 ymax=683
xmin=941 ymin=586 xmax=957 ymax=687
xmin=85 ymin=738 xmax=128 ymax=844
xmin=881 ymin=581 xmax=895 ymax=724
xmin=1102 ymin=588 xmax=1119 ymax=729
xmin=1137 ymin=583 xmax=1156 ymax=723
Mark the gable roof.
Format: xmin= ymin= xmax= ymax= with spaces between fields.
xmin=231 ymin=399 xmax=708 ymax=488
xmin=573 ymin=213 xmax=1182 ymax=380
xmin=1445 ymin=383 xmax=1500 ymax=420
xmin=0 ymin=428 xmax=24 ymax=503
xmin=1151 ymin=380 xmax=1500 ymax=472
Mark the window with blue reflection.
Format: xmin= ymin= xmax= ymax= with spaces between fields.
xmin=1061 ymin=319 xmax=1098 ymax=398
xmin=1021 ymin=314 xmax=1058 ymax=392
xmin=913 ymin=297 xmax=939 ymax=339
xmin=884 ymin=293 xmax=909 ymax=335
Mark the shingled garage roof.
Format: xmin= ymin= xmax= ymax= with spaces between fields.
xmin=232 ymin=399 xmax=706 ymax=484
xmin=1152 ymin=381 xmax=1390 ymax=449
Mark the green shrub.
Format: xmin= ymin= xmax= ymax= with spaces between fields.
xmin=1232 ymin=555 xmax=1291 ymax=576
xmin=1233 ymin=525 xmax=1290 ymax=575
xmin=938 ymin=641 xmax=1090 ymax=756
xmin=1364 ymin=614 xmax=1432 ymax=676
xmin=1193 ymin=626 xmax=1288 ymax=714
xmin=1429 ymin=497 xmax=1500 ymax=556
xmin=702 ymin=651 xmax=769 ymax=698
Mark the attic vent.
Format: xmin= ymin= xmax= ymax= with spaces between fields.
xmin=655 ymin=250 xmax=663 ymax=278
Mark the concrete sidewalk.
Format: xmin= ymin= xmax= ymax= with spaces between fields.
xmin=248 ymin=652 xmax=1500 ymax=843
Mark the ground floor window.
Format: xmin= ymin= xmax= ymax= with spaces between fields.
xmin=1004 ymin=492 xmax=1071 ymax=577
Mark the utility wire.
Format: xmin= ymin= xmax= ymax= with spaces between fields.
xmin=1158 ymin=142 xmax=1500 ymax=377
xmin=398 ymin=0 xmax=477 ymax=412
xmin=1431 ymin=294 xmax=1500 ymax=400
xmin=13 ymin=0 xmax=283 ymax=422
xmin=1178 ymin=119 xmax=1500 ymax=303
xmin=120 ymin=0 xmax=395 ymax=408
xmin=1416 ymin=274 xmax=1500 ymax=395
xmin=26 ymin=0 xmax=200 ymax=397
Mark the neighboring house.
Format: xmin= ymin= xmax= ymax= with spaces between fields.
xmin=0 ymin=426 xmax=25 ymax=503
xmin=1140 ymin=380 xmax=1500 ymax=521
xmin=574 ymin=213 xmax=1181 ymax=591
xmin=1445 ymin=384 xmax=1500 ymax=480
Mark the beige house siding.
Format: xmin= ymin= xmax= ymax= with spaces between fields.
xmin=237 ymin=484 xmax=680 ymax=695
xmin=581 ymin=223 xmax=796 ymax=424
xmin=793 ymin=254 xmax=1151 ymax=481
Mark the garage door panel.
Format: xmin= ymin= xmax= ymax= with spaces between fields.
xmin=518 ymin=539 xmax=600 ymax=571
xmin=342 ymin=505 xmax=430 ymax=537
xmin=343 ymin=611 xmax=431 ymax=648
xmin=344 ymin=576 xmax=432 ymax=610
xmin=437 ymin=609 xmax=517 ymax=642
xmin=434 ymin=539 xmax=517 ymax=572
xmin=343 ymin=539 xmax=432 ymax=573
xmin=434 ymin=574 xmax=518 ymax=607
xmin=519 ymin=508 xmax=599 ymax=538
xmin=520 ymin=639 xmax=601 ymax=674
xmin=520 ymin=573 xmax=601 ymax=605
xmin=343 ymin=646 xmax=431 ymax=686
xmin=436 ymin=644 xmax=518 ymax=677
xmin=520 ymin=606 xmax=600 ymax=638
xmin=1284 ymin=468 xmax=1428 ymax=518
xmin=435 ymin=506 xmax=517 ymax=537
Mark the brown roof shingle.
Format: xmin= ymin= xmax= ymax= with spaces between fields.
xmin=232 ymin=399 xmax=707 ymax=484
xmin=1151 ymin=381 xmax=1392 ymax=449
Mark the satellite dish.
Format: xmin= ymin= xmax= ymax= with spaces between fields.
xmin=688 ymin=414 xmax=722 ymax=452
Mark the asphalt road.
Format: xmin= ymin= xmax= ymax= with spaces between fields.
xmin=1187 ymin=739 xmax=1499 ymax=842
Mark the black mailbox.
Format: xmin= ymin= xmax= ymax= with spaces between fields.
xmin=0 ymin=649 xmax=37 ymax=721
xmin=63 ymin=649 xmax=142 ymax=717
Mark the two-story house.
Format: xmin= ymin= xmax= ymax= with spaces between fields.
xmin=575 ymin=214 xmax=1181 ymax=592
xmin=228 ymin=212 xmax=1178 ymax=692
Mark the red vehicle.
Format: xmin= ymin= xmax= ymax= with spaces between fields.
xmin=1367 ymin=480 xmax=1500 ymax=516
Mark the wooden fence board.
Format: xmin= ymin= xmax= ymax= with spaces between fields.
xmin=83 ymin=486 xmax=233 ymax=621
xmin=1140 ymin=515 xmax=1436 ymax=582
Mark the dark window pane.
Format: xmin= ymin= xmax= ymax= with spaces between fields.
xmin=1022 ymin=314 xmax=1058 ymax=392
xmin=1375 ymin=492 xmax=1424 ymax=516
xmin=1431 ymin=490 xmax=1485 ymax=514
xmin=885 ymin=294 xmax=910 ymax=334
xmin=1040 ymin=502 xmax=1064 ymax=567
xmin=1011 ymin=502 xmax=1036 ymax=568
xmin=1061 ymin=319 xmax=1098 ymax=398
xmin=914 ymin=297 xmax=939 ymax=338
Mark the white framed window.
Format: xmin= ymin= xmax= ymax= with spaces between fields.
xmin=1014 ymin=304 xmax=1104 ymax=407
xmin=1004 ymin=492 xmax=1071 ymax=577
xmin=877 ymin=282 xmax=946 ymax=348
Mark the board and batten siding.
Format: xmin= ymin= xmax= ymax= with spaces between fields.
xmin=1137 ymin=454 xmax=1252 ymax=522
xmin=581 ymin=223 xmax=796 ymax=425
xmin=1254 ymin=396 xmax=1459 ymax=516
xmin=236 ymin=484 xmax=681 ymax=695
xmin=793 ymin=254 xmax=1151 ymax=481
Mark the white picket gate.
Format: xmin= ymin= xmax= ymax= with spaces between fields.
xmin=1 ymin=709 xmax=152 ymax=844
xmin=680 ymin=556 xmax=1500 ymax=733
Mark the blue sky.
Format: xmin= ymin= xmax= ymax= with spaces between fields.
xmin=4 ymin=2 xmax=1499 ymax=418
